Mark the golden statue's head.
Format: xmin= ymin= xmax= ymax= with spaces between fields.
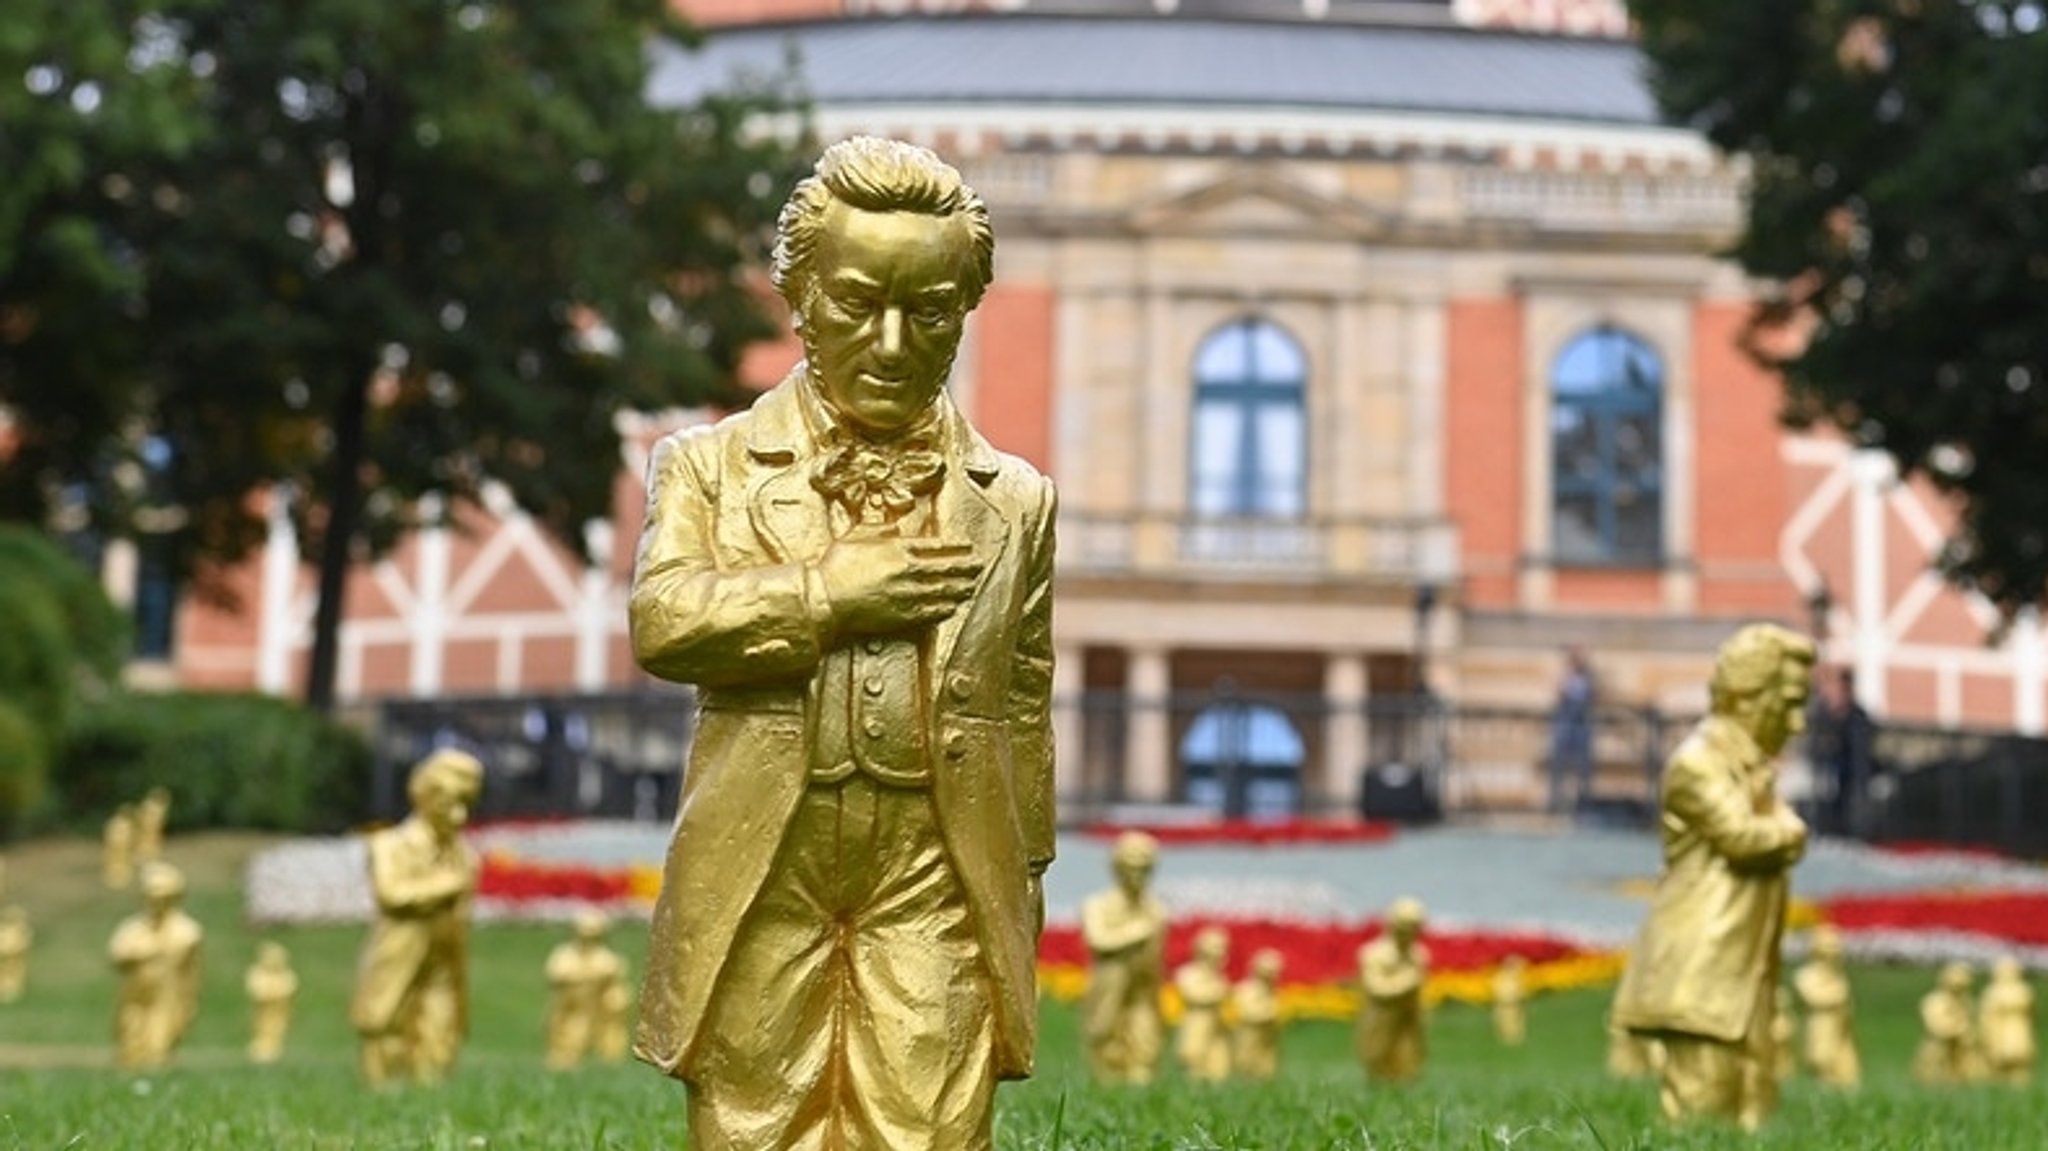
xmin=1387 ymin=896 xmax=1426 ymax=946
xmin=1708 ymin=623 xmax=1817 ymax=756
xmin=573 ymin=908 xmax=612 ymax=943
xmin=1500 ymin=953 xmax=1527 ymax=974
xmin=1992 ymin=954 xmax=2024 ymax=983
xmin=1110 ymin=829 xmax=1158 ymax=897
xmin=1938 ymin=961 xmax=1974 ymax=991
xmin=1193 ymin=925 xmax=1229 ymax=965
xmin=1809 ymin=924 xmax=1844 ymax=961
xmin=1251 ymin=948 xmax=1283 ymax=981
xmin=408 ymin=749 xmax=485 ymax=840
xmin=139 ymin=861 xmax=186 ymax=910
xmin=257 ymin=940 xmax=290 ymax=968
xmin=772 ymin=136 xmax=994 ymax=439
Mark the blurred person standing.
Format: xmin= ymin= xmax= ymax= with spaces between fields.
xmin=1548 ymin=647 xmax=1597 ymax=815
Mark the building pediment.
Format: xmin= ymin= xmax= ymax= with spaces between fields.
xmin=1128 ymin=167 xmax=1382 ymax=239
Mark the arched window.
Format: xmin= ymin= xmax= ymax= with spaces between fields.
xmin=1180 ymin=701 xmax=1304 ymax=819
xmin=1188 ymin=317 xmax=1307 ymax=519
xmin=1551 ymin=326 xmax=1663 ymax=565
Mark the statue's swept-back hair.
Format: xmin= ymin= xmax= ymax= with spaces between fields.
xmin=408 ymin=747 xmax=484 ymax=806
xmin=1708 ymin=624 xmax=1816 ymax=714
xmin=772 ymin=136 xmax=995 ymax=317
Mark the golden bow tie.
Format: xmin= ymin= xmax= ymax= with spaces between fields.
xmin=811 ymin=440 xmax=946 ymax=521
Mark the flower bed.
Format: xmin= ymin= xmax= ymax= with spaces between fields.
xmin=1081 ymin=819 xmax=1398 ymax=847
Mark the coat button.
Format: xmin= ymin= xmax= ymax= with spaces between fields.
xmin=943 ymin=728 xmax=968 ymax=760
xmin=863 ymin=677 xmax=884 ymax=697
xmin=864 ymin=639 xmax=886 ymax=655
xmin=947 ymin=672 xmax=976 ymax=701
xmin=863 ymin=718 xmax=884 ymax=739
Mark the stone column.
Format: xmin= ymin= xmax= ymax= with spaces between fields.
xmin=1125 ymin=646 xmax=1173 ymax=804
xmin=1324 ymin=652 xmax=1370 ymax=817
xmin=1052 ymin=642 xmax=1086 ymax=811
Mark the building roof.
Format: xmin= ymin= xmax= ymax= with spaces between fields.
xmin=648 ymin=15 xmax=1660 ymax=127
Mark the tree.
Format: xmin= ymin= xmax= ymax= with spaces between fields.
xmin=1631 ymin=0 xmax=2048 ymax=616
xmin=1 ymin=1 xmax=809 ymax=709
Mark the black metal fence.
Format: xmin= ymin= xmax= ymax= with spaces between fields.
xmin=370 ymin=689 xmax=2048 ymax=853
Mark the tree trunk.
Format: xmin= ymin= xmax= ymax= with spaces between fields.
xmin=304 ymin=363 xmax=372 ymax=713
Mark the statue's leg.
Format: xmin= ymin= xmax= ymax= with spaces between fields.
xmin=1657 ymin=1034 xmax=1744 ymax=1124
xmin=685 ymin=787 xmax=847 ymax=1151
xmin=839 ymin=783 xmax=994 ymax=1151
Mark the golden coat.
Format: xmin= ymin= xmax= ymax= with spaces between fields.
xmin=628 ymin=372 xmax=1056 ymax=1082
xmin=349 ymin=818 xmax=477 ymax=1036
xmin=1613 ymin=715 xmax=1806 ymax=1042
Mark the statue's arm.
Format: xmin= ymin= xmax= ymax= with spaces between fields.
xmin=1009 ymin=477 xmax=1058 ymax=878
xmin=367 ymin=835 xmax=464 ymax=916
xmin=1665 ymin=751 xmax=1806 ymax=872
xmin=629 ymin=428 xmax=828 ymax=688
xmin=1081 ymin=897 xmax=1152 ymax=955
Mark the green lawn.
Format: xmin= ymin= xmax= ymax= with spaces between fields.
xmin=2 ymin=833 xmax=2044 ymax=1149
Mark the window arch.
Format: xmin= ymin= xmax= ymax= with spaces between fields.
xmin=1551 ymin=326 xmax=1663 ymax=565
xmin=1180 ymin=700 xmax=1304 ymax=819
xmin=1188 ymin=317 xmax=1307 ymax=518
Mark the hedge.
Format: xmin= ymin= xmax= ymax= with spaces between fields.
xmin=59 ymin=692 xmax=371 ymax=834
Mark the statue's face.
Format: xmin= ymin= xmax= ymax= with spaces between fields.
xmin=1113 ymin=857 xmax=1153 ymax=897
xmin=798 ymin=200 xmax=973 ymax=437
xmin=418 ymin=776 xmax=478 ymax=839
xmin=1749 ymin=662 xmax=1812 ymax=756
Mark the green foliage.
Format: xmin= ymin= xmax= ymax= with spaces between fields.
xmin=1631 ymin=0 xmax=2048 ymax=614
xmin=0 ymin=699 xmax=50 ymax=831
xmin=0 ymin=524 xmax=131 ymax=682
xmin=58 ymin=691 xmax=370 ymax=832
xmin=0 ymin=1 xmax=812 ymax=704
xmin=0 ymin=527 xmax=126 ymax=829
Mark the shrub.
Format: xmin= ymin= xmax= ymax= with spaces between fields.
xmin=0 ymin=701 xmax=49 ymax=832
xmin=59 ymin=692 xmax=371 ymax=834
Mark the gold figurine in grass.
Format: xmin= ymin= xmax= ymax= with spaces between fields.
xmin=0 ymin=904 xmax=30 ymax=1004
xmin=1915 ymin=961 xmax=1982 ymax=1085
xmin=1083 ymin=830 xmax=1168 ymax=1086
xmin=1173 ymin=925 xmax=1232 ymax=1083
xmin=109 ymin=862 xmax=203 ymax=1070
xmin=1356 ymin=897 xmax=1430 ymax=1083
xmin=102 ymin=804 xmax=137 ymax=890
xmin=1979 ymin=955 xmax=2036 ymax=1086
xmin=596 ymin=965 xmax=632 ymax=1064
xmin=134 ymin=786 xmax=170 ymax=865
xmin=1493 ymin=955 xmax=1528 ymax=1047
xmin=351 ymin=749 xmax=483 ymax=1086
xmin=1792 ymin=925 xmax=1860 ymax=1088
xmin=545 ymin=910 xmax=628 ymax=1071
xmin=245 ymin=941 xmax=299 ymax=1064
xmin=1612 ymin=624 xmax=1814 ymax=1130
xmin=628 ymin=136 xmax=1056 ymax=1148
xmin=1230 ymin=948 xmax=1285 ymax=1082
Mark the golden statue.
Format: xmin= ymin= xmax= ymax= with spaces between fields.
xmin=134 ymin=786 xmax=170 ymax=865
xmin=1606 ymin=1011 xmax=1662 ymax=1079
xmin=1230 ymin=948 xmax=1285 ymax=1082
xmin=596 ymin=967 xmax=632 ymax=1064
xmin=245 ymin=941 xmax=299 ymax=1064
xmin=103 ymin=804 xmax=137 ymax=889
xmin=1792 ymin=925 xmax=1860 ymax=1088
xmin=1611 ymin=623 xmax=1813 ymax=1130
xmin=108 ymin=861 xmax=203 ymax=1070
xmin=546 ymin=910 xmax=628 ymax=1071
xmin=1915 ymin=961 xmax=1982 ymax=1084
xmin=628 ymin=136 xmax=1056 ymax=1150
xmin=1081 ymin=830 xmax=1167 ymax=1086
xmin=1493 ymin=955 xmax=1528 ymax=1047
xmin=1771 ymin=986 xmax=1796 ymax=1081
xmin=1173 ymin=925 xmax=1232 ymax=1083
xmin=0 ymin=904 xmax=29 ymax=1004
xmin=1979 ymin=956 xmax=2036 ymax=1086
xmin=1355 ymin=897 xmax=1430 ymax=1083
xmin=351 ymin=749 xmax=483 ymax=1086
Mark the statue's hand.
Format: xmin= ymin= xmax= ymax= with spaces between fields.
xmin=815 ymin=537 xmax=983 ymax=636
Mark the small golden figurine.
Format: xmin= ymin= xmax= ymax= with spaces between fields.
xmin=1792 ymin=925 xmax=1860 ymax=1088
xmin=1493 ymin=955 xmax=1528 ymax=1047
xmin=134 ymin=786 xmax=171 ymax=865
xmin=1771 ymin=986 xmax=1797 ymax=1081
xmin=108 ymin=862 xmax=203 ymax=1070
xmin=596 ymin=967 xmax=632 ymax=1064
xmin=0 ymin=904 xmax=30 ymax=1004
xmin=103 ymin=804 xmax=137 ymax=889
xmin=351 ymin=749 xmax=483 ymax=1086
xmin=1356 ymin=897 xmax=1430 ymax=1083
xmin=546 ymin=909 xmax=628 ymax=1071
xmin=1612 ymin=624 xmax=1814 ymax=1130
xmin=628 ymin=136 xmax=1056 ymax=1148
xmin=1914 ymin=961 xmax=1981 ymax=1085
xmin=1979 ymin=956 xmax=2036 ymax=1086
xmin=1173 ymin=925 xmax=1232 ymax=1083
xmin=245 ymin=941 xmax=299 ymax=1064
xmin=1230 ymin=948 xmax=1285 ymax=1082
xmin=1082 ymin=830 xmax=1168 ymax=1086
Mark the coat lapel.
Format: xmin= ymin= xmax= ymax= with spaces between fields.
xmin=743 ymin=376 xmax=833 ymax=565
xmin=929 ymin=397 xmax=1008 ymax=681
